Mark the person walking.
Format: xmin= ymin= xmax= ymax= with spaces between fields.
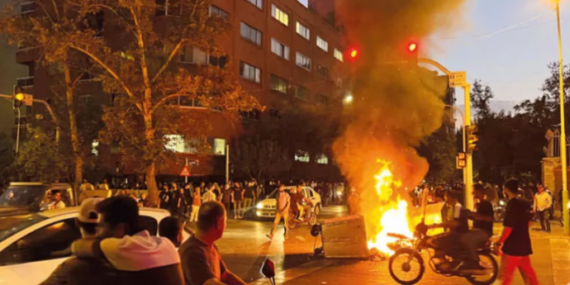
xmin=179 ymin=202 xmax=248 ymax=285
xmin=190 ymin=187 xmax=201 ymax=222
xmin=534 ymin=184 xmax=552 ymax=233
xmin=233 ymin=182 xmax=244 ymax=219
xmin=243 ymin=181 xmax=256 ymax=217
xmin=267 ymin=184 xmax=290 ymax=240
xmin=496 ymin=179 xmax=539 ymax=285
xmin=221 ymin=184 xmax=233 ymax=217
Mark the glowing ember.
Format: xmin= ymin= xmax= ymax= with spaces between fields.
xmin=367 ymin=163 xmax=413 ymax=255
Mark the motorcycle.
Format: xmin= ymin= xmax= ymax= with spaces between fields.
xmin=287 ymin=202 xmax=317 ymax=229
xmin=388 ymin=222 xmax=499 ymax=285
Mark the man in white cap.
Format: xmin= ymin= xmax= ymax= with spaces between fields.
xmin=41 ymin=198 xmax=121 ymax=285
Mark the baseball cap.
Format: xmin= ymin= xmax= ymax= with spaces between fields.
xmin=78 ymin=197 xmax=104 ymax=223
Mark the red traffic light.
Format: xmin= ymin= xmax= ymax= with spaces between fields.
xmin=408 ymin=42 xmax=418 ymax=52
xmin=350 ymin=49 xmax=358 ymax=58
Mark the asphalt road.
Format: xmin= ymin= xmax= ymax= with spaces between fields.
xmin=186 ymin=205 xmax=348 ymax=283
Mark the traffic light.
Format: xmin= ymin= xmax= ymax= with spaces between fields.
xmin=349 ymin=48 xmax=358 ymax=59
xmin=406 ymin=41 xmax=419 ymax=66
xmin=13 ymin=86 xmax=24 ymax=109
xmin=466 ymin=125 xmax=479 ymax=154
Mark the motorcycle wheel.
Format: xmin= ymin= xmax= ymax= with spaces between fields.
xmin=388 ymin=248 xmax=425 ymax=285
xmin=308 ymin=213 xmax=317 ymax=226
xmin=287 ymin=217 xmax=298 ymax=229
xmin=464 ymin=252 xmax=499 ymax=285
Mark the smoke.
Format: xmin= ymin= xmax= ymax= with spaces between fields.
xmin=332 ymin=0 xmax=467 ymax=222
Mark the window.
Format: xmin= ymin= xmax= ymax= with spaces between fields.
xmin=246 ymin=0 xmax=262 ymax=9
xmin=334 ymin=48 xmax=344 ymax=62
xmin=240 ymin=22 xmax=262 ymax=46
xmin=335 ymin=77 xmax=343 ymax=88
xmin=316 ymin=154 xmax=329 ymax=164
xmin=0 ymin=218 xmax=81 ymax=266
xmin=209 ymin=55 xmax=228 ymax=68
xmin=317 ymin=94 xmax=328 ymax=105
xmin=296 ymin=52 xmax=311 ymax=71
xmin=295 ymin=150 xmax=310 ymax=163
xmin=20 ymin=1 xmax=36 ymax=15
xmin=165 ymin=134 xmax=197 ymax=153
xmin=209 ymin=5 xmax=228 ymax=18
xmin=156 ymin=0 xmax=181 ymax=16
xmin=316 ymin=65 xmax=329 ymax=79
xmin=271 ymin=38 xmax=289 ymax=60
xmin=297 ymin=0 xmax=309 ymax=8
xmin=317 ymin=36 xmax=328 ymax=52
xmin=240 ymin=62 xmax=261 ymax=83
xmin=212 ymin=138 xmax=226 ymax=155
xmin=270 ymin=75 xmax=288 ymax=94
xmin=271 ymin=4 xmax=289 ymax=26
xmin=295 ymin=86 xmax=308 ymax=100
xmin=78 ymin=94 xmax=93 ymax=104
xmin=240 ymin=110 xmax=260 ymax=121
xmin=180 ymin=46 xmax=207 ymax=64
xmin=296 ymin=22 xmax=310 ymax=40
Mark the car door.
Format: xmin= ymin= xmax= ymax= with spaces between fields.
xmin=0 ymin=217 xmax=81 ymax=285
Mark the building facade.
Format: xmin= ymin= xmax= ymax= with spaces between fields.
xmin=9 ymin=0 xmax=348 ymax=183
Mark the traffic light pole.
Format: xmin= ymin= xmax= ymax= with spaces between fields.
xmin=0 ymin=94 xmax=60 ymax=144
xmin=15 ymin=107 xmax=21 ymax=154
xmin=464 ymin=84 xmax=474 ymax=211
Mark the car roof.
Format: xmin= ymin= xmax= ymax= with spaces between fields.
xmin=38 ymin=206 xmax=170 ymax=218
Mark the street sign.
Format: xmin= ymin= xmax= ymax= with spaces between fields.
xmin=23 ymin=94 xmax=33 ymax=106
xmin=188 ymin=159 xmax=199 ymax=166
xmin=449 ymin=71 xmax=467 ymax=87
xmin=180 ymin=165 xmax=191 ymax=177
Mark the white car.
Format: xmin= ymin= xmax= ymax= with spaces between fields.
xmin=0 ymin=207 xmax=189 ymax=285
xmin=255 ymin=186 xmax=322 ymax=218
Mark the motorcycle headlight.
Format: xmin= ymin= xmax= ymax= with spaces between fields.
xmin=256 ymin=203 xmax=263 ymax=209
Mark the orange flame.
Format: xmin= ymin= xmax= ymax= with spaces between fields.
xmin=367 ymin=162 xmax=412 ymax=255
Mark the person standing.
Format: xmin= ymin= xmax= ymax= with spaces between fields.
xmin=243 ymin=181 xmax=256 ymax=216
xmin=233 ymin=182 xmax=244 ymax=219
xmin=462 ymin=184 xmax=494 ymax=272
xmin=496 ymin=179 xmax=539 ymax=285
xmin=534 ymin=184 xmax=552 ymax=233
xmin=170 ymin=184 xmax=187 ymax=218
xmin=202 ymin=185 xmax=217 ymax=203
xmin=158 ymin=184 xmax=171 ymax=210
xmin=267 ymin=184 xmax=290 ymax=240
xmin=80 ymin=179 xmax=95 ymax=192
xmin=99 ymin=179 xmax=110 ymax=190
xmin=179 ymin=202 xmax=248 ymax=285
xmin=190 ymin=187 xmax=201 ymax=222
xmin=221 ymin=184 xmax=233 ymax=216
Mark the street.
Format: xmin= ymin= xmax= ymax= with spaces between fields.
xmin=197 ymin=205 xmax=570 ymax=285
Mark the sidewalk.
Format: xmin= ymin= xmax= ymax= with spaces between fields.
xmin=262 ymin=222 xmax=570 ymax=285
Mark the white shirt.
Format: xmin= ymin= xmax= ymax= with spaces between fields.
xmin=534 ymin=191 xmax=552 ymax=212
xmin=202 ymin=190 xmax=216 ymax=203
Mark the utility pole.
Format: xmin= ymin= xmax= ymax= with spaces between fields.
xmin=226 ymin=144 xmax=230 ymax=184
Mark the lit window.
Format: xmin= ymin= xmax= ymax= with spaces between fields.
xmin=270 ymin=75 xmax=288 ymax=94
xmin=246 ymin=0 xmax=262 ymax=9
xmin=209 ymin=5 xmax=228 ymax=18
xmin=240 ymin=62 xmax=261 ymax=83
xmin=295 ymin=86 xmax=308 ymax=100
xmin=240 ymin=22 xmax=262 ymax=46
xmin=334 ymin=48 xmax=343 ymax=62
xmin=213 ymin=138 xmax=226 ymax=155
xmin=271 ymin=38 xmax=289 ymax=60
xmin=317 ymin=36 xmax=328 ymax=52
xmin=296 ymin=22 xmax=310 ymax=40
xmin=271 ymin=4 xmax=289 ymax=26
xmin=164 ymin=135 xmax=196 ymax=153
xmin=316 ymin=154 xmax=329 ymax=164
xmin=296 ymin=52 xmax=311 ymax=71
xmin=295 ymin=150 xmax=310 ymax=163
xmin=91 ymin=140 xmax=99 ymax=156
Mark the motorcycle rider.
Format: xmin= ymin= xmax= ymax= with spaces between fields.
xmin=290 ymin=187 xmax=302 ymax=220
xmin=290 ymin=186 xmax=311 ymax=221
xmin=426 ymin=189 xmax=470 ymax=271
xmin=462 ymin=184 xmax=494 ymax=272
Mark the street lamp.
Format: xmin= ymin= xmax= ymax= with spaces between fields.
xmin=343 ymin=94 xmax=354 ymax=104
xmin=552 ymin=0 xmax=569 ymax=235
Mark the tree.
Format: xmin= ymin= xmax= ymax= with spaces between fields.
xmin=418 ymin=126 xmax=456 ymax=184
xmin=64 ymin=0 xmax=259 ymax=205
xmin=0 ymin=0 xmax=104 ymax=191
xmin=471 ymin=80 xmax=493 ymax=121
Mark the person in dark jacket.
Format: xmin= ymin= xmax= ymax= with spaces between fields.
xmin=41 ymin=198 xmax=121 ymax=285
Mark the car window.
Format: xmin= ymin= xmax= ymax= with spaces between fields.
xmin=0 ymin=218 xmax=80 ymax=266
xmin=304 ymin=188 xmax=313 ymax=198
xmin=139 ymin=216 xmax=158 ymax=235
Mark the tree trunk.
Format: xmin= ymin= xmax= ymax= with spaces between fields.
xmin=143 ymin=96 xmax=159 ymax=206
xmin=64 ymin=63 xmax=83 ymax=198
xmin=146 ymin=162 xmax=159 ymax=206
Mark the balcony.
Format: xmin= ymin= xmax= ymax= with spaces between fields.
xmin=20 ymin=1 xmax=36 ymax=15
xmin=16 ymin=76 xmax=34 ymax=88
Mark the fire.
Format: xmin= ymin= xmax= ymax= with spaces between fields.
xmin=367 ymin=163 xmax=413 ymax=255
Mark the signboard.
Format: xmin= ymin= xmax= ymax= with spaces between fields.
xmin=449 ymin=71 xmax=466 ymax=87
xmin=180 ymin=165 xmax=191 ymax=177
xmin=188 ymin=159 xmax=199 ymax=166
xmin=23 ymin=94 xmax=33 ymax=106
